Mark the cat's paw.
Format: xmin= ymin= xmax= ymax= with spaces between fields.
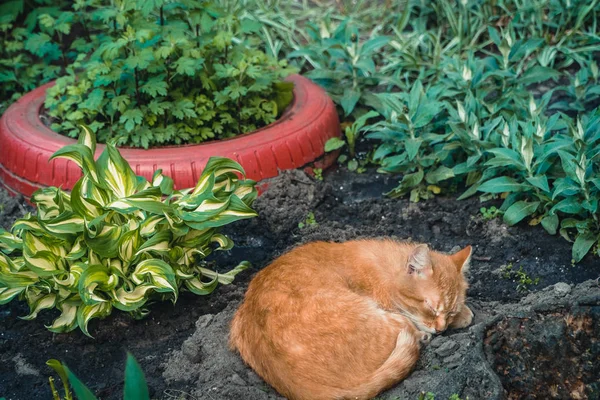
xmin=450 ymin=305 xmax=474 ymax=329
xmin=418 ymin=331 xmax=432 ymax=344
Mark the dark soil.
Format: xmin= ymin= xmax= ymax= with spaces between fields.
xmin=486 ymin=307 xmax=600 ymax=399
xmin=1 ymin=167 xmax=599 ymax=400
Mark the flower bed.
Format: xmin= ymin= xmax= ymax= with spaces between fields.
xmin=0 ymin=74 xmax=340 ymax=198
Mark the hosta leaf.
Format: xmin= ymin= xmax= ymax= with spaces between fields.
xmin=199 ymin=261 xmax=250 ymax=285
xmin=21 ymin=293 xmax=57 ymax=320
xmin=50 ymin=144 xmax=98 ymax=182
xmin=70 ymin=178 xmax=103 ymax=219
xmin=112 ymin=285 xmax=154 ymax=312
xmin=84 ymin=224 xmax=122 ymax=258
xmin=24 ymin=249 xmax=64 ymax=276
xmin=77 ymin=302 xmax=112 ymax=338
xmin=178 ymin=198 xmax=231 ymax=222
xmin=233 ymin=181 xmax=258 ymax=204
xmin=503 ymin=201 xmax=540 ymax=226
xmin=0 ymin=230 xmax=23 ymax=253
xmin=11 ymin=216 xmax=44 ymax=236
xmin=139 ymin=215 xmax=165 ymax=237
xmin=96 ymin=143 xmax=137 ymax=198
xmin=42 ymin=212 xmax=84 ymax=235
xmin=185 ymin=274 xmax=219 ymax=295
xmin=152 ymin=169 xmax=174 ymax=196
xmin=572 ymin=232 xmax=598 ymax=263
xmin=202 ymin=157 xmax=246 ymax=180
xmin=134 ymin=231 xmax=172 ymax=256
xmin=185 ymin=196 xmax=258 ymax=230
xmin=78 ymin=125 xmax=97 ymax=154
xmin=211 ymin=234 xmax=234 ymax=250
xmin=131 ymin=259 xmax=177 ymax=298
xmin=0 ymin=287 xmax=25 ymax=305
xmin=79 ymin=265 xmax=118 ymax=305
xmin=118 ymin=229 xmax=141 ymax=263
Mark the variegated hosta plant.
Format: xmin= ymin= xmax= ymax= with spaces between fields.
xmin=0 ymin=127 xmax=257 ymax=336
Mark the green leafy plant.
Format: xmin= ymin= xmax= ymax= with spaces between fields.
xmin=325 ymin=110 xmax=379 ymax=169
xmin=501 ymin=263 xmax=540 ymax=292
xmin=288 ymin=18 xmax=392 ymax=117
xmin=0 ymin=0 xmax=88 ymax=115
xmin=295 ymin=0 xmax=600 ymax=262
xmin=47 ymin=353 xmax=149 ymax=400
xmin=298 ymin=211 xmax=317 ymax=229
xmin=44 ymin=1 xmax=295 ymax=149
xmin=313 ymin=168 xmax=323 ymax=181
xmin=0 ymin=127 xmax=257 ymax=336
xmin=480 ymin=206 xmax=503 ymax=220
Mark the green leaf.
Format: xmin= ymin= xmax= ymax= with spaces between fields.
xmin=324 ymin=137 xmax=346 ymax=152
xmin=518 ymin=66 xmax=560 ymax=85
xmin=541 ymin=214 xmax=559 ymax=235
xmin=426 ymin=166 xmax=455 ymax=184
xmin=405 ymin=138 xmax=422 ymax=161
xmin=120 ymin=109 xmax=144 ymax=132
xmin=124 ymin=353 xmax=150 ymax=400
xmin=387 ymin=169 xmax=424 ymax=198
xmin=360 ymin=36 xmax=391 ymax=56
xmin=0 ymin=287 xmax=26 ymax=305
xmin=64 ymin=365 xmax=98 ymax=400
xmin=525 ymin=176 xmax=550 ymax=193
xmin=77 ymin=302 xmax=112 ymax=338
xmin=341 ymin=88 xmax=361 ymax=116
xmin=46 ymin=359 xmax=73 ymax=399
xmin=79 ymin=265 xmax=117 ymax=305
xmin=347 ymin=159 xmax=358 ymax=171
xmin=96 ymin=144 xmax=137 ymax=198
xmin=21 ymin=293 xmax=57 ymax=320
xmin=478 ymin=177 xmax=528 ymax=194
xmin=131 ymin=259 xmax=177 ymax=298
xmin=572 ymin=232 xmax=597 ymax=263
xmin=47 ymin=301 xmax=79 ymax=333
xmin=503 ymin=201 xmax=540 ymax=226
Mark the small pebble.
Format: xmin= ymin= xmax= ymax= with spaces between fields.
xmin=229 ymin=373 xmax=247 ymax=386
xmin=554 ymin=282 xmax=571 ymax=297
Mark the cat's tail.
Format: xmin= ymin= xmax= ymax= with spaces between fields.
xmin=333 ymin=330 xmax=420 ymax=400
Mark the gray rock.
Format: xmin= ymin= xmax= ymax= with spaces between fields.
xmin=435 ymin=339 xmax=459 ymax=357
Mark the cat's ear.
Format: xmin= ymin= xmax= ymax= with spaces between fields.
xmin=451 ymin=245 xmax=472 ymax=273
xmin=407 ymin=244 xmax=432 ymax=276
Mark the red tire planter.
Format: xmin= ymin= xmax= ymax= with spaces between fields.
xmin=0 ymin=74 xmax=340 ymax=199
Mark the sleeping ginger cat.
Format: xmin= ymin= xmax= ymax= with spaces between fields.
xmin=229 ymin=239 xmax=474 ymax=400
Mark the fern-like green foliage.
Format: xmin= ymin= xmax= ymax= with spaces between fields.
xmin=44 ymin=1 xmax=296 ymax=148
xmin=0 ymin=0 xmax=85 ymax=114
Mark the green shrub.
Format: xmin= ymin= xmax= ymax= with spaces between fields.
xmin=254 ymin=0 xmax=600 ymax=262
xmin=45 ymin=1 xmax=295 ymax=148
xmin=0 ymin=0 xmax=94 ymax=114
xmin=0 ymin=127 xmax=257 ymax=336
